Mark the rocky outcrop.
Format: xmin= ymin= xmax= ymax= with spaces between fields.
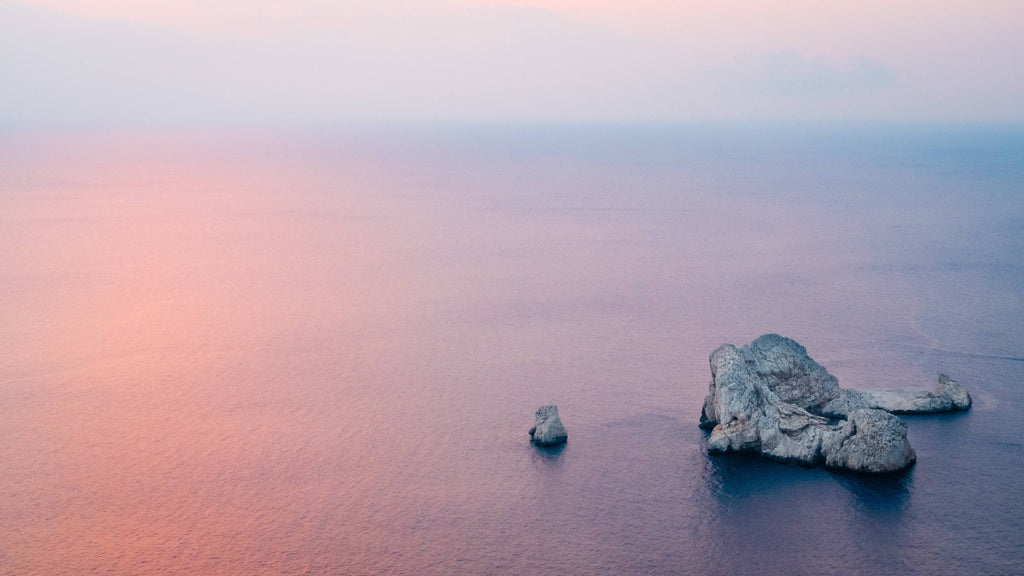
xmin=852 ymin=374 xmax=973 ymax=413
xmin=701 ymin=341 xmax=833 ymax=465
xmin=938 ymin=374 xmax=973 ymax=409
xmin=699 ymin=334 xmax=970 ymax=473
xmin=530 ymin=405 xmax=568 ymax=446
xmin=822 ymin=409 xmax=916 ymax=473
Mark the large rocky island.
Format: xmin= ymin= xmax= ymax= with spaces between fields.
xmin=699 ymin=334 xmax=971 ymax=473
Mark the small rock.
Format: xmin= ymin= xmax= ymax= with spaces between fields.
xmin=530 ymin=405 xmax=568 ymax=446
xmin=938 ymin=374 xmax=972 ymax=410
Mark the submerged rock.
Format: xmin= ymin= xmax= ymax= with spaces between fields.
xmin=530 ymin=405 xmax=568 ymax=446
xmin=699 ymin=334 xmax=969 ymax=473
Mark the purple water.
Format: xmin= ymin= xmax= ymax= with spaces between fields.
xmin=1 ymin=125 xmax=1022 ymax=575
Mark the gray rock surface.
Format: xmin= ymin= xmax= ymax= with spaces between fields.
xmin=822 ymin=408 xmax=917 ymax=473
xmin=699 ymin=334 xmax=969 ymax=473
xmin=703 ymin=342 xmax=832 ymax=465
xmin=939 ymin=374 xmax=973 ymax=410
xmin=529 ymin=405 xmax=568 ymax=446
xmin=856 ymin=374 xmax=972 ymax=413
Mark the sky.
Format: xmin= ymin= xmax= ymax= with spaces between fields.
xmin=2 ymin=0 xmax=1023 ymax=125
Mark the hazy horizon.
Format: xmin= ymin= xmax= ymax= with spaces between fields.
xmin=3 ymin=0 xmax=1023 ymax=127
xmin=4 ymin=4 xmax=1024 ymax=571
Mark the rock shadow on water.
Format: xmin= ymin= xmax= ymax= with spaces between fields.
xmin=529 ymin=441 xmax=567 ymax=469
xmin=699 ymin=448 xmax=915 ymax=574
xmin=831 ymin=467 xmax=914 ymax=515
xmin=701 ymin=450 xmax=834 ymax=502
xmin=704 ymin=444 xmax=913 ymax=524
xmin=700 ymin=430 xmax=914 ymax=512
xmin=532 ymin=442 xmax=566 ymax=459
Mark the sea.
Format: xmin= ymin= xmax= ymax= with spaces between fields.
xmin=1 ymin=123 xmax=1022 ymax=575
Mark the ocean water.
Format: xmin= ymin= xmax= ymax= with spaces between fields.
xmin=1 ymin=124 xmax=1022 ymax=575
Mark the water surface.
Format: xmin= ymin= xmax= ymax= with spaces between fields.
xmin=1 ymin=124 xmax=1022 ymax=575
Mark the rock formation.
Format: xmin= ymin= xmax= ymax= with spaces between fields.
xmin=530 ymin=405 xmax=568 ymax=446
xmin=852 ymin=373 xmax=972 ymax=414
xmin=699 ymin=334 xmax=970 ymax=473
xmin=822 ymin=409 xmax=916 ymax=473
